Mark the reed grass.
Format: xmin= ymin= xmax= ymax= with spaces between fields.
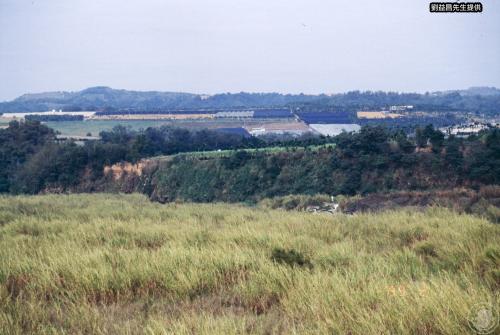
xmin=0 ymin=194 xmax=498 ymax=334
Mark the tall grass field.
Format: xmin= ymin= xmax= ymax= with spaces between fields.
xmin=0 ymin=194 xmax=498 ymax=334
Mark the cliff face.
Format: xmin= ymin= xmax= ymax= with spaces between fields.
xmin=104 ymin=161 xmax=147 ymax=181
xmin=95 ymin=155 xmax=499 ymax=222
xmin=100 ymin=159 xmax=160 ymax=195
xmin=340 ymin=187 xmax=500 ymax=213
xmin=96 ymin=150 xmax=488 ymax=202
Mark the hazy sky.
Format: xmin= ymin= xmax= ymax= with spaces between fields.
xmin=0 ymin=0 xmax=499 ymax=101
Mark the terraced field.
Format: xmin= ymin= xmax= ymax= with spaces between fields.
xmin=151 ymin=143 xmax=336 ymax=160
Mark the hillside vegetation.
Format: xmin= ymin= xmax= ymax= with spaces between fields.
xmin=3 ymin=121 xmax=499 ymax=203
xmin=1 ymin=86 xmax=499 ymax=117
xmin=145 ymin=126 xmax=499 ymax=202
xmin=0 ymin=194 xmax=499 ymax=334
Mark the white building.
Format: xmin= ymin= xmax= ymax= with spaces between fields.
xmin=440 ymin=123 xmax=491 ymax=137
xmin=309 ymin=124 xmax=361 ymax=137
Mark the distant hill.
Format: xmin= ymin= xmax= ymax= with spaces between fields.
xmin=458 ymin=86 xmax=500 ymax=96
xmin=0 ymin=86 xmax=320 ymax=112
xmin=1 ymin=86 xmax=499 ymax=115
xmin=0 ymin=87 xmax=201 ymax=112
xmin=434 ymin=86 xmax=500 ymax=97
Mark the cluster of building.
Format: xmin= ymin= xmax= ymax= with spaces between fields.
xmin=439 ymin=122 xmax=499 ymax=137
xmin=388 ymin=105 xmax=414 ymax=112
xmin=214 ymin=110 xmax=254 ymax=118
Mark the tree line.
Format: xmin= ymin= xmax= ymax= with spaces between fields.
xmin=150 ymin=126 xmax=500 ymax=202
xmin=0 ymin=121 xmax=333 ymax=194
xmin=0 ymin=120 xmax=498 ymax=197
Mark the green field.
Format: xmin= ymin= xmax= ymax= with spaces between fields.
xmin=43 ymin=120 xmax=181 ymax=136
xmin=0 ymin=118 xmax=10 ymax=128
xmin=41 ymin=119 xmax=295 ymax=137
xmin=0 ymin=194 xmax=498 ymax=334
xmin=163 ymin=143 xmax=335 ymax=160
xmin=0 ymin=119 xmax=163 ymax=136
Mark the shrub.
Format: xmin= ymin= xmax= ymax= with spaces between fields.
xmin=478 ymin=185 xmax=500 ymax=198
xmin=415 ymin=242 xmax=438 ymax=258
xmin=469 ymin=199 xmax=500 ymax=224
xmin=478 ymin=247 xmax=500 ymax=288
xmin=271 ymin=248 xmax=313 ymax=269
xmin=398 ymin=226 xmax=429 ymax=246
xmin=259 ymin=194 xmax=331 ymax=211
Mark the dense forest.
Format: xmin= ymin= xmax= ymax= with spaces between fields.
xmin=1 ymin=120 xmax=498 ymax=201
xmin=0 ymin=120 xmax=331 ymax=194
xmin=148 ymin=126 xmax=500 ymax=202
xmin=293 ymin=90 xmax=500 ymax=116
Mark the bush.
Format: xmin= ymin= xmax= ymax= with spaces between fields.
xmin=271 ymin=248 xmax=313 ymax=269
xmin=469 ymin=199 xmax=500 ymax=224
xmin=259 ymin=194 xmax=331 ymax=211
xmin=478 ymin=185 xmax=500 ymax=198
xmin=398 ymin=226 xmax=429 ymax=246
xmin=415 ymin=242 xmax=438 ymax=258
xmin=478 ymin=247 xmax=500 ymax=288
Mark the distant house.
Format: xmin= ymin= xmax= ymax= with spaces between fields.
xmin=248 ymin=127 xmax=267 ymax=136
xmin=389 ymin=105 xmax=414 ymax=112
xmin=246 ymin=121 xmax=310 ymax=136
xmin=214 ymin=110 xmax=254 ymax=118
xmin=440 ymin=123 xmax=492 ymax=137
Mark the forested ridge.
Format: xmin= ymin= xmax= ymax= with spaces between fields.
xmin=0 ymin=120 xmax=328 ymax=194
xmin=1 ymin=120 xmax=499 ymax=201
xmin=147 ymin=126 xmax=499 ymax=202
xmin=1 ymin=86 xmax=499 ymax=117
